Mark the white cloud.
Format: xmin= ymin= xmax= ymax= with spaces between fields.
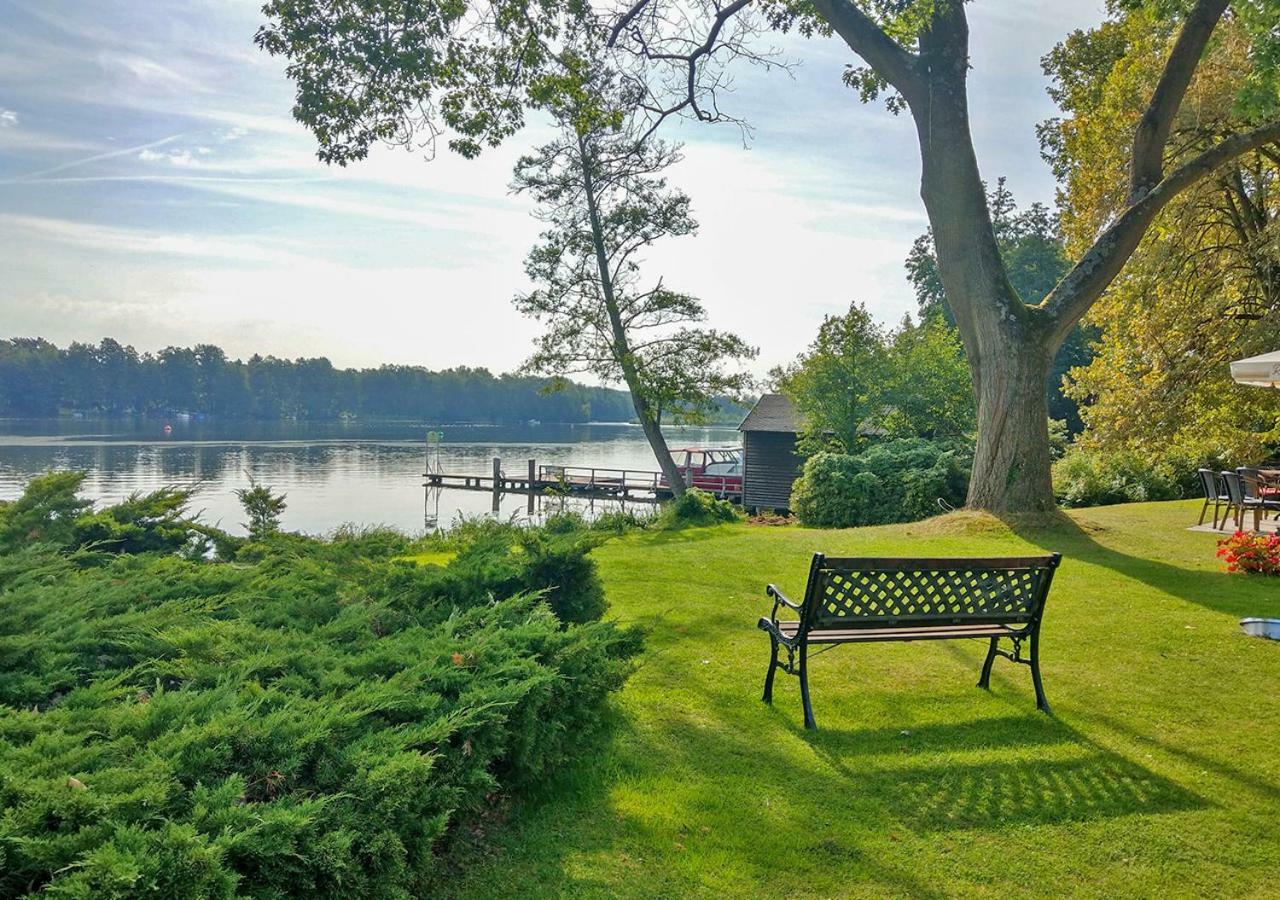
xmin=138 ymin=146 xmax=201 ymax=167
xmin=0 ymin=213 xmax=314 ymax=266
xmin=6 ymin=134 xmax=183 ymax=180
xmin=0 ymin=109 xmax=17 ymax=127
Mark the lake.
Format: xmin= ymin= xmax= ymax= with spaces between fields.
xmin=0 ymin=418 xmax=742 ymax=535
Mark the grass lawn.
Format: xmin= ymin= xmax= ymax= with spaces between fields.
xmin=442 ymin=500 xmax=1280 ymax=898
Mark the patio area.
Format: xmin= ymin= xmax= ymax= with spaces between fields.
xmin=1188 ymin=516 xmax=1280 ymax=534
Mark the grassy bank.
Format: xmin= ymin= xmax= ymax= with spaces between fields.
xmin=444 ymin=501 xmax=1280 ymax=897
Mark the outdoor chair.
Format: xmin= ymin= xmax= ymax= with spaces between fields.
xmin=1197 ymin=468 xmax=1228 ymax=529
xmin=1237 ymin=468 xmax=1280 ymax=529
xmin=1221 ymin=471 xmax=1247 ymax=530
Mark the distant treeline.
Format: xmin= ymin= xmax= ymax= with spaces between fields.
xmin=0 ymin=338 xmax=653 ymax=423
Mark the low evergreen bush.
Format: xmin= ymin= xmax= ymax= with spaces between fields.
xmin=0 ymin=478 xmax=640 ymax=897
xmin=790 ymin=440 xmax=971 ymax=528
xmin=0 ymin=471 xmax=203 ymax=557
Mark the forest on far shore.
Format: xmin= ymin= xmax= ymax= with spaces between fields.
xmin=0 ymin=337 xmax=749 ymax=425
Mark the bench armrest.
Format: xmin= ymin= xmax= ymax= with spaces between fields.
xmin=766 ymin=584 xmax=801 ymax=613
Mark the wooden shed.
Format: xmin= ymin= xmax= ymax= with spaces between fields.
xmin=738 ymin=393 xmax=803 ymax=512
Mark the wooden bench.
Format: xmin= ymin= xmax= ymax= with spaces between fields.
xmin=758 ymin=553 xmax=1061 ymax=728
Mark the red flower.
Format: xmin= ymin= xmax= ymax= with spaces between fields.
xmin=1217 ymin=530 xmax=1280 ymax=575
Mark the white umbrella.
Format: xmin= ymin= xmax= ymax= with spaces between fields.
xmin=1230 ymin=350 xmax=1280 ymax=388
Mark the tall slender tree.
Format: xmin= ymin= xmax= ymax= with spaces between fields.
xmin=512 ymin=74 xmax=755 ymax=493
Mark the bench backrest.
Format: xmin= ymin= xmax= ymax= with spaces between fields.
xmin=799 ymin=553 xmax=1061 ymax=632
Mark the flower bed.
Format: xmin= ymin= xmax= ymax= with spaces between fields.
xmin=1217 ymin=530 xmax=1280 ymax=575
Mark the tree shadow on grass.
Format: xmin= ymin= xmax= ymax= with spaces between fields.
xmin=998 ymin=509 xmax=1269 ymax=619
xmin=624 ymin=524 xmax=734 ymax=547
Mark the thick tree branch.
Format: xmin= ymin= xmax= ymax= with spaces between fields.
xmin=1130 ymin=0 xmax=1228 ymax=200
xmin=810 ymin=0 xmax=923 ymax=101
xmin=608 ymin=0 xmax=652 ymax=47
xmin=1046 ymin=120 xmax=1280 ymax=340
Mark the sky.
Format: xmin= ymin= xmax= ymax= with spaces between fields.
xmin=0 ymin=0 xmax=1107 ymax=378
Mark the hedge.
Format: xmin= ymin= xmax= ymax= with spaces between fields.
xmin=790 ymin=440 xmax=971 ymax=528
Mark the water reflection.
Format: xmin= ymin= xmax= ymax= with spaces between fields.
xmin=0 ymin=418 xmax=740 ymax=535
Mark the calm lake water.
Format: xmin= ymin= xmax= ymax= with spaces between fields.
xmin=0 ymin=418 xmax=741 ymax=535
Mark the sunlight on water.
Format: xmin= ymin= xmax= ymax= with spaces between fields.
xmin=0 ymin=419 xmax=741 ymax=535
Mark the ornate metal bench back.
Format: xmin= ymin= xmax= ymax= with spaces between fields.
xmin=801 ymin=554 xmax=1061 ymax=631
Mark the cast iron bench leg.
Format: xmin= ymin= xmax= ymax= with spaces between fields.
xmin=1030 ymin=630 xmax=1051 ymax=715
xmin=799 ymin=641 xmax=816 ymax=730
xmin=977 ymin=636 xmax=999 ymax=690
xmin=762 ymin=635 xmax=779 ymax=704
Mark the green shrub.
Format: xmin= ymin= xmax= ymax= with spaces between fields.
xmin=0 ymin=532 xmax=639 ymax=897
xmin=72 ymin=487 xmax=200 ymax=556
xmin=587 ymin=508 xmax=655 ymax=533
xmin=1052 ymin=448 xmax=1183 ymax=508
xmin=791 ymin=440 xmax=971 ymax=528
xmin=1159 ymin=444 xmax=1238 ymax=498
xmin=0 ymin=471 xmax=92 ymax=551
xmin=234 ymin=477 xmax=287 ymax=541
xmin=0 ymin=472 xmax=209 ymax=558
xmin=656 ymin=488 xmax=740 ymax=528
xmin=388 ymin=521 xmax=609 ymax=627
xmin=516 ymin=530 xmax=608 ymax=624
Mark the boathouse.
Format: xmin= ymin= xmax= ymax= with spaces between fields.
xmin=738 ymin=393 xmax=804 ymax=513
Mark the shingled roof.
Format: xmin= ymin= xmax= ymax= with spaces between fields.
xmin=738 ymin=393 xmax=800 ymax=433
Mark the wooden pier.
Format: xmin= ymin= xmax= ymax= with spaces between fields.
xmin=423 ymin=457 xmax=742 ymax=503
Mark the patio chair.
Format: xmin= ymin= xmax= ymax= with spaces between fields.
xmin=1238 ymin=466 xmax=1280 ymax=500
xmin=1196 ymin=468 xmax=1229 ymax=529
xmin=1237 ymin=468 xmax=1280 ymax=529
xmin=1220 ymin=471 xmax=1247 ymax=530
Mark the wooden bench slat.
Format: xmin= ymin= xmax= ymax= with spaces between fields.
xmin=774 ymin=622 xmax=1019 ymax=643
xmin=817 ymin=554 xmax=1059 ymax=570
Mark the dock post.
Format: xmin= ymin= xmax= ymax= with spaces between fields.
xmin=491 ymin=457 xmax=502 ymax=516
xmin=526 ymin=458 xmax=536 ymax=516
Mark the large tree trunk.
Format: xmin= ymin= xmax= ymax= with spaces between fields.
xmin=812 ymin=0 xmax=1247 ymax=513
xmin=908 ymin=11 xmax=1059 ymax=512
xmin=966 ymin=336 xmax=1056 ymax=512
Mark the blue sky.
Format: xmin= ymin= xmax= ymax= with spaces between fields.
xmin=0 ymin=0 xmax=1106 ymax=376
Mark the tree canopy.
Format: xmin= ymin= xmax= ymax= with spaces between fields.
xmin=0 ymin=337 xmax=649 ymax=424
xmin=511 ymin=67 xmax=755 ymax=490
xmin=512 ymin=114 xmax=754 ymax=427
xmin=774 ymin=302 xmax=973 ymax=453
xmin=1047 ymin=8 xmax=1280 ymax=461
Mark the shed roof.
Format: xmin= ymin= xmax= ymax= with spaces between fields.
xmin=739 ymin=393 xmax=799 ymax=433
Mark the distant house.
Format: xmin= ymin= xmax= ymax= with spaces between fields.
xmin=738 ymin=393 xmax=804 ymax=512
